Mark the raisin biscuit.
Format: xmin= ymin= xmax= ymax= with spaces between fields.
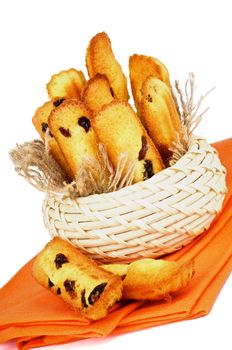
xmin=32 ymin=238 xmax=123 ymax=320
xmin=82 ymin=74 xmax=114 ymax=113
xmin=141 ymin=76 xmax=184 ymax=167
xmin=47 ymin=68 xmax=86 ymax=99
xmin=32 ymin=98 xmax=73 ymax=179
xmin=102 ymin=259 xmax=195 ymax=300
xmin=93 ymin=101 xmax=164 ymax=183
xmin=86 ymin=32 xmax=129 ymax=101
xmin=48 ymin=100 xmax=101 ymax=178
xmin=129 ymin=54 xmax=171 ymax=116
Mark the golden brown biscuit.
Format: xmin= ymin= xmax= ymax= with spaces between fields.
xmin=129 ymin=54 xmax=171 ymax=115
xmin=82 ymin=74 xmax=114 ymax=113
xmin=141 ymin=76 xmax=184 ymax=166
xmin=32 ymin=99 xmax=73 ymax=178
xmin=86 ymin=44 xmax=94 ymax=77
xmin=47 ymin=68 xmax=86 ymax=99
xmin=102 ymin=259 xmax=195 ymax=300
xmin=86 ymin=32 xmax=129 ymax=101
xmin=48 ymin=100 xmax=101 ymax=178
xmin=32 ymin=238 xmax=123 ymax=320
xmin=101 ymin=263 xmax=128 ymax=279
xmin=93 ymin=101 xmax=164 ymax=183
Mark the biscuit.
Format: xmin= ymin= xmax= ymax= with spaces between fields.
xmin=86 ymin=32 xmax=129 ymax=101
xmin=129 ymin=54 xmax=171 ymax=115
xmin=48 ymin=100 xmax=101 ymax=177
xmin=32 ymin=238 xmax=123 ymax=320
xmin=93 ymin=101 xmax=164 ymax=183
xmin=101 ymin=263 xmax=128 ymax=280
xmin=102 ymin=259 xmax=195 ymax=300
xmin=47 ymin=68 xmax=86 ymax=99
xmin=32 ymin=99 xmax=72 ymax=178
xmin=141 ymin=76 xmax=184 ymax=166
xmin=82 ymin=73 xmax=114 ymax=113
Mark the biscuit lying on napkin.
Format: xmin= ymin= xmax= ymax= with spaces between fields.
xmin=33 ymin=238 xmax=194 ymax=320
xmin=102 ymin=258 xmax=194 ymax=300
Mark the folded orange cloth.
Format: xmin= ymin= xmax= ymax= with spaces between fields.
xmin=0 ymin=138 xmax=232 ymax=350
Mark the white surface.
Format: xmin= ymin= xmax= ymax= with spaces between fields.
xmin=0 ymin=1 xmax=231 ymax=349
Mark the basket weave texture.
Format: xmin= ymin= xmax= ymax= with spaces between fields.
xmin=43 ymin=136 xmax=227 ymax=262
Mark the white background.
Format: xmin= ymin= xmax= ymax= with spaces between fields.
xmin=0 ymin=1 xmax=231 ymax=349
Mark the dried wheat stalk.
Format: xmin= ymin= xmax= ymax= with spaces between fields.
xmin=169 ymin=73 xmax=213 ymax=166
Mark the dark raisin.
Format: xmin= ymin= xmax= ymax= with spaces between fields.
xmin=64 ymin=279 xmax=75 ymax=292
xmin=41 ymin=122 xmax=48 ymax=133
xmin=158 ymin=144 xmax=172 ymax=168
xmin=57 ymin=288 xmax=61 ymax=295
xmin=110 ymin=87 xmax=114 ymax=97
xmin=146 ymin=94 xmax=153 ymax=103
xmin=88 ymin=282 xmax=107 ymax=305
xmin=81 ymin=289 xmax=88 ymax=308
xmin=54 ymin=253 xmax=69 ymax=269
xmin=143 ymin=159 xmax=154 ymax=180
xmin=64 ymin=279 xmax=76 ymax=299
xmin=59 ymin=127 xmax=71 ymax=137
xmin=42 ymin=122 xmax=53 ymax=137
xmin=48 ymin=278 xmax=54 ymax=288
xmin=78 ymin=116 xmax=91 ymax=132
xmin=53 ymin=98 xmax=65 ymax=107
xmin=121 ymin=274 xmax=126 ymax=281
xmin=138 ymin=136 xmax=148 ymax=160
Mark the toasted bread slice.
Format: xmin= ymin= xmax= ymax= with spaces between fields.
xmin=32 ymin=99 xmax=72 ymax=178
xmin=47 ymin=68 xmax=86 ymax=99
xmin=129 ymin=54 xmax=171 ymax=115
xmin=141 ymin=76 xmax=183 ymax=166
xmin=82 ymin=74 xmax=114 ymax=113
xmin=86 ymin=32 xmax=129 ymax=101
xmin=93 ymin=101 xmax=164 ymax=183
xmin=48 ymin=100 xmax=101 ymax=177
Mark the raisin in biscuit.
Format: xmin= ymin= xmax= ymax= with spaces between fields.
xmin=93 ymin=101 xmax=164 ymax=183
xmin=48 ymin=100 xmax=101 ymax=178
xmin=102 ymin=259 xmax=195 ymax=300
xmin=86 ymin=32 xmax=129 ymax=101
xmin=141 ymin=76 xmax=184 ymax=167
xmin=47 ymin=68 xmax=86 ymax=99
xmin=32 ymin=99 xmax=73 ymax=179
xmin=129 ymin=54 xmax=171 ymax=116
xmin=32 ymin=238 xmax=123 ymax=320
xmin=82 ymin=74 xmax=114 ymax=113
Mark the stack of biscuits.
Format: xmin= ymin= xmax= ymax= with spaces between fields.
xmin=31 ymin=33 xmax=193 ymax=321
xmin=32 ymin=32 xmax=184 ymax=184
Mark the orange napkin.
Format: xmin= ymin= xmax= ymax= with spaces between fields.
xmin=0 ymin=138 xmax=232 ymax=350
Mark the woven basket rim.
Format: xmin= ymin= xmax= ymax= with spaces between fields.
xmin=50 ymin=134 xmax=222 ymax=201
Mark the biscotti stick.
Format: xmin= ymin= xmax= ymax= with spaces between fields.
xmin=82 ymin=74 xmax=114 ymax=113
xmin=32 ymin=238 xmax=123 ymax=320
xmin=93 ymin=101 xmax=164 ymax=183
xmin=48 ymin=100 xmax=101 ymax=178
xmin=47 ymin=68 xmax=86 ymax=99
xmin=141 ymin=76 xmax=184 ymax=166
xmin=32 ymin=99 xmax=73 ymax=179
xmin=129 ymin=54 xmax=171 ymax=115
xmin=102 ymin=258 xmax=195 ymax=300
xmin=86 ymin=32 xmax=129 ymax=101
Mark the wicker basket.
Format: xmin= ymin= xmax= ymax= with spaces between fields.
xmin=43 ymin=136 xmax=227 ymax=263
